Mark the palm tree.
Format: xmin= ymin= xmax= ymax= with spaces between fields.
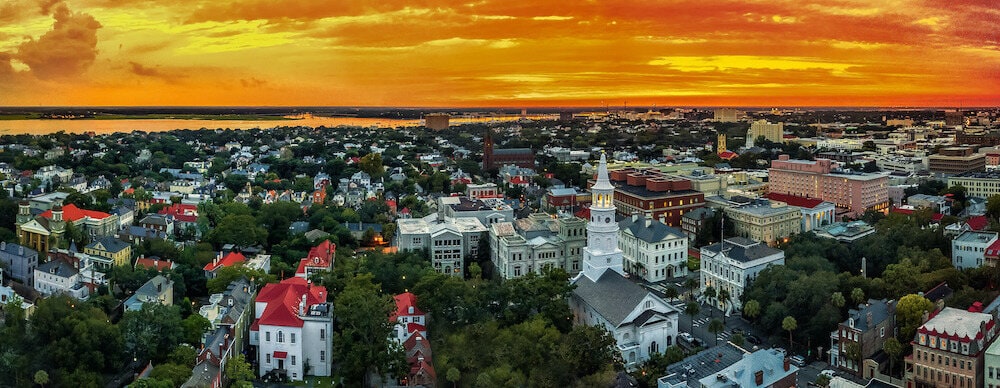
xmin=782 ymin=316 xmax=798 ymax=351
xmin=743 ymin=299 xmax=761 ymax=336
xmin=664 ymin=286 xmax=679 ymax=302
xmin=718 ymin=289 xmax=731 ymax=321
xmin=708 ymin=319 xmax=725 ymax=346
xmin=685 ymin=301 xmax=701 ymax=333
xmin=684 ymin=278 xmax=699 ymax=301
xmin=703 ymin=286 xmax=716 ymax=317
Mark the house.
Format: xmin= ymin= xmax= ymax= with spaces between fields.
xmin=117 ymin=225 xmax=169 ymax=245
xmin=619 ymin=214 xmax=689 ymax=282
xmin=401 ymin=334 xmax=436 ymax=387
xmin=569 ymin=153 xmax=680 ymax=370
xmin=904 ymin=307 xmax=996 ymax=388
xmin=139 ymin=214 xmax=175 ymax=236
xmin=187 ymin=278 xmax=257 ymax=388
xmin=390 ymin=292 xmax=427 ymax=343
xmin=134 ymin=256 xmax=175 ymax=272
xmin=700 ymin=237 xmax=784 ymax=313
xmin=680 ymin=207 xmax=714 ymax=245
xmin=84 ymin=237 xmax=133 ymax=268
xmin=124 ymin=275 xmax=174 ymax=311
xmin=203 ymin=251 xmax=246 ymax=279
xmin=33 ymin=256 xmax=93 ymax=300
xmin=952 ymin=230 xmax=998 ymax=269
xmin=830 ymin=299 xmax=897 ymax=378
xmin=0 ymin=242 xmax=39 ymax=287
xmin=295 ymin=240 xmax=335 ymax=280
xmin=250 ymin=277 xmax=333 ymax=381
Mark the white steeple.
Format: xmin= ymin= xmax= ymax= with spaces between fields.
xmin=580 ymin=151 xmax=624 ymax=282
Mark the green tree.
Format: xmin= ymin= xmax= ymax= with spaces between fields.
xmin=843 ymin=342 xmax=861 ymax=371
xmin=208 ymin=214 xmax=268 ymax=248
xmin=358 ymin=153 xmax=385 ymax=177
xmin=168 ymin=345 xmax=198 ymax=368
xmin=987 ymin=194 xmax=1000 ymax=220
xmin=663 ymin=286 xmax=679 ymax=302
xmin=884 ymin=337 xmax=902 ymax=377
xmin=896 ymin=294 xmax=934 ymax=343
xmin=730 ymin=333 xmax=745 ymax=348
xmin=181 ymin=314 xmax=212 ymax=345
xmin=120 ymin=304 xmax=184 ymax=363
xmin=743 ymin=299 xmax=761 ymax=330
xmin=782 ymin=316 xmax=797 ymax=350
xmin=684 ymin=278 xmax=698 ymax=301
xmin=703 ymin=286 xmax=716 ymax=317
xmin=831 ymin=292 xmax=846 ymax=308
xmin=708 ymin=319 xmax=725 ymax=346
xmin=851 ymin=287 xmax=865 ymax=306
xmin=224 ymin=354 xmax=255 ymax=384
xmin=718 ymin=288 xmax=731 ymax=321
xmin=148 ymin=363 xmax=192 ymax=386
xmin=334 ymin=274 xmax=406 ymax=386
xmin=685 ymin=302 xmax=700 ymax=333
xmin=446 ymin=367 xmax=461 ymax=388
xmin=33 ymin=370 xmax=48 ymax=388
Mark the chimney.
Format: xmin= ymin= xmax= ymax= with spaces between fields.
xmin=867 ymin=310 xmax=873 ymax=329
xmin=755 ymin=370 xmax=764 ymax=386
xmin=783 ymin=357 xmax=790 ymax=372
xmin=299 ymin=294 xmax=307 ymax=316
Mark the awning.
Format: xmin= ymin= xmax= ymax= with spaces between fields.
xmin=273 ymin=351 xmax=288 ymax=359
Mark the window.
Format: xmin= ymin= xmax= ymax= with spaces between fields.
xmin=266 ymin=331 xmax=271 ymax=342
xmin=320 ymin=329 xmax=325 ymax=340
xmin=292 ymin=356 xmax=296 ymax=365
xmin=266 ymin=354 xmax=271 ymax=364
xmin=291 ymin=333 xmax=296 ymax=344
xmin=278 ymin=331 xmax=284 ymax=343
xmin=320 ymin=350 xmax=326 ymax=362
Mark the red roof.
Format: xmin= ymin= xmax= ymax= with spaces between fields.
xmin=967 ymin=216 xmax=989 ymax=231
xmin=390 ymin=292 xmax=425 ymax=322
xmin=296 ymin=240 xmax=335 ymax=276
xmin=406 ymin=322 xmax=426 ymax=334
xmin=574 ymin=206 xmax=590 ymax=220
xmin=203 ymin=251 xmax=246 ymax=272
xmin=765 ymin=193 xmax=825 ymax=209
xmin=718 ymin=151 xmax=738 ymax=160
xmin=510 ymin=176 xmax=529 ymax=185
xmin=273 ymin=351 xmax=288 ymax=359
xmin=986 ymin=239 xmax=1000 ymax=258
xmin=40 ymin=203 xmax=111 ymax=222
xmin=135 ymin=257 xmax=174 ymax=271
xmin=159 ymin=203 xmax=198 ymax=223
xmin=254 ymin=277 xmax=327 ymax=328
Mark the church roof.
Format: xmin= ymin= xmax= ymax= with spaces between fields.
xmin=573 ymin=270 xmax=650 ymax=326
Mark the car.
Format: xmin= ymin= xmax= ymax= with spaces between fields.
xmin=732 ymin=328 xmax=745 ymax=335
xmin=820 ymin=370 xmax=836 ymax=378
xmin=746 ymin=335 xmax=762 ymax=345
xmin=679 ymin=332 xmax=695 ymax=343
xmin=790 ymin=355 xmax=806 ymax=367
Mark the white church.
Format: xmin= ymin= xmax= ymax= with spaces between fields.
xmin=570 ymin=152 xmax=680 ymax=370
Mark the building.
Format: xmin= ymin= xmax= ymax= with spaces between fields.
xmin=33 ymin=256 xmax=92 ymax=299
xmin=0 ymin=242 xmax=38 ymax=287
xmin=765 ymin=193 xmax=837 ymax=233
xmin=390 ymin=292 xmax=427 ymax=344
xmin=929 ymin=147 xmax=986 ymax=177
xmin=723 ymin=199 xmax=802 ymax=246
xmin=139 ymin=214 xmax=175 ymax=236
xmin=397 ymin=215 xmax=487 ymax=277
xmin=831 ymin=299 xmax=897 ymax=378
xmin=657 ymin=344 xmax=797 ymax=388
xmin=203 ymin=251 xmax=247 ymax=279
xmin=949 ymin=171 xmax=1000 ymax=199
xmin=904 ymin=307 xmax=996 ymax=388
xmin=745 ymin=120 xmax=784 ymax=148
xmin=814 ymin=221 xmax=877 ymax=243
xmin=681 ymin=207 xmax=714 ymax=245
xmin=483 ymin=129 xmax=535 ymax=171
xmin=465 ymin=183 xmax=500 ymax=200
xmin=437 ymin=196 xmax=514 ymax=227
xmin=15 ymin=202 xmax=65 ymax=253
xmin=191 ymin=277 xmax=256 ymax=388
xmin=570 ymin=153 xmax=680 ymax=370
xmin=768 ymin=155 xmax=889 ymax=217
xmin=83 ymin=237 xmax=133 ymax=268
xmin=984 ymin=333 xmax=1000 ymax=388
xmin=907 ymin=194 xmax=950 ymax=214
xmin=38 ymin=203 xmax=118 ymax=238
xmin=952 ymin=231 xmax=998 ymax=270
xmin=135 ymin=256 xmax=175 ymax=272
xmin=618 ymin=214 xmax=688 ymax=282
xmin=597 ymin=167 xmax=706 ymax=227
xmin=700 ymin=237 xmax=784 ymax=312
xmin=714 ymin=108 xmax=741 ymax=122
xmin=124 ymin=275 xmax=174 ymax=311
xmin=424 ymin=113 xmax=450 ymax=130
xmin=489 ymin=213 xmax=586 ymax=279
xmin=250 ymin=277 xmax=333 ymax=381
xmin=545 ymin=187 xmax=585 ymax=211
xmin=294 ymin=240 xmax=334 ymax=280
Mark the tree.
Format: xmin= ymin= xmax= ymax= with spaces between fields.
xmin=897 ymin=294 xmax=934 ymax=343
xmin=730 ymin=333 xmax=745 ymax=348
xmin=988 ymin=194 xmax=1000 ymax=221
xmin=708 ymin=319 xmax=725 ymax=346
xmin=208 ymin=214 xmax=267 ymax=248
xmin=33 ymin=370 xmax=48 ymax=388
xmin=148 ymin=363 xmax=191 ymax=386
xmin=782 ymin=316 xmax=797 ymax=350
xmin=843 ymin=342 xmax=861 ymax=372
xmin=181 ymin=314 xmax=212 ymax=345
xmin=663 ymin=286 xmax=679 ymax=302
xmin=120 ymin=304 xmax=184 ymax=363
xmin=358 ymin=153 xmax=385 ymax=177
xmin=717 ymin=288 xmax=731 ymax=320
xmin=851 ymin=287 xmax=865 ymax=306
xmin=684 ymin=278 xmax=698 ymax=301
xmin=831 ymin=292 xmax=846 ymax=309
xmin=884 ymin=337 xmax=902 ymax=377
xmin=703 ymin=286 xmax=716 ymax=317
xmin=224 ymin=354 xmax=255 ymax=384
xmin=684 ymin=302 xmax=700 ymax=333
xmin=446 ymin=367 xmax=461 ymax=388
xmin=334 ymin=274 xmax=406 ymax=386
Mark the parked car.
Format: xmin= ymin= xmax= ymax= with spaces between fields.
xmin=790 ymin=355 xmax=806 ymax=367
xmin=679 ymin=332 xmax=695 ymax=343
xmin=746 ymin=335 xmax=762 ymax=345
xmin=820 ymin=370 xmax=836 ymax=378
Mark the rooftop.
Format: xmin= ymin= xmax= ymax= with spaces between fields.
xmin=572 ymin=270 xmax=676 ymax=326
xmin=702 ymin=237 xmax=783 ymax=264
xmin=919 ymin=307 xmax=993 ymax=342
xmin=843 ymin=299 xmax=895 ymax=332
xmin=619 ymin=215 xmax=686 ymax=243
xmin=954 ymin=230 xmax=998 ymax=244
xmin=658 ymin=343 xmax=749 ymax=388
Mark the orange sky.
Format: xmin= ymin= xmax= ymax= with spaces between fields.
xmin=1 ymin=0 xmax=998 ymax=107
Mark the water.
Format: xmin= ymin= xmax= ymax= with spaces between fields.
xmin=0 ymin=115 xmax=558 ymax=135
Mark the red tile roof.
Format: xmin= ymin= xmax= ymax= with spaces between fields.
xmin=295 ymin=240 xmax=335 ymax=276
xmin=509 ymin=176 xmax=529 ymax=185
xmin=718 ymin=151 xmax=739 ymax=160
xmin=203 ymin=252 xmax=246 ymax=272
xmin=254 ymin=277 xmax=327 ymax=328
xmin=765 ymin=193 xmax=825 ymax=209
xmin=967 ymin=216 xmax=989 ymax=231
xmin=159 ymin=203 xmax=198 ymax=223
xmin=135 ymin=257 xmax=174 ymax=271
xmin=390 ymin=292 xmax=425 ymax=322
xmin=40 ymin=203 xmax=111 ymax=222
xmin=986 ymin=240 xmax=1000 ymax=258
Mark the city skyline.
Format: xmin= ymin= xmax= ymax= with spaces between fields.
xmin=1 ymin=0 xmax=999 ymax=107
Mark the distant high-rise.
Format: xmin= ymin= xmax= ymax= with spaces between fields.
xmin=717 ymin=134 xmax=727 ymax=154
xmin=944 ymin=110 xmax=964 ymax=126
xmin=424 ymin=113 xmax=450 ymax=130
xmin=714 ymin=108 xmax=741 ymax=123
xmin=745 ymin=120 xmax=784 ymax=148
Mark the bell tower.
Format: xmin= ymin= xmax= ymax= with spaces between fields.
xmin=581 ymin=152 xmax=624 ymax=281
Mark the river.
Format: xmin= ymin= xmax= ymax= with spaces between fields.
xmin=0 ymin=114 xmax=559 ymax=135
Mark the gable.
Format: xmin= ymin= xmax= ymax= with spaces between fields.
xmin=621 ymin=293 xmax=676 ymax=325
xmin=20 ymin=219 xmax=51 ymax=235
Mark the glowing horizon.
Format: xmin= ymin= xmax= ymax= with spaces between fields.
xmin=1 ymin=0 xmax=999 ymax=107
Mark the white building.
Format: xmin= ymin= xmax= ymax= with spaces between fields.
xmin=437 ymin=196 xmax=514 ymax=227
xmin=489 ymin=213 xmax=587 ymax=279
xmin=33 ymin=258 xmax=91 ymax=300
xmin=745 ymin=120 xmax=784 ymax=148
xmin=952 ymin=230 xmax=998 ymax=270
xmin=250 ymin=277 xmax=332 ymax=382
xmin=390 ymin=292 xmax=427 ymax=343
xmin=570 ymin=153 xmax=680 ymax=370
xmin=985 ymin=335 xmax=1000 ymax=388
xmin=700 ymin=237 xmax=784 ymax=313
xmin=618 ymin=214 xmax=688 ymax=282
xmin=397 ymin=215 xmax=487 ymax=276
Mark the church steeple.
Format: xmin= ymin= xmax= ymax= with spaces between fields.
xmin=581 ymin=152 xmax=624 ymax=281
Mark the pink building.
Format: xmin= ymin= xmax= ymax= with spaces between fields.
xmin=769 ymin=155 xmax=889 ymax=217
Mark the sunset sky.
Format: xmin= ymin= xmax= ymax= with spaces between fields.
xmin=1 ymin=0 xmax=998 ymax=107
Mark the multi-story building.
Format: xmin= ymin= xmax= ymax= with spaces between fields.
xmin=33 ymin=254 xmax=101 ymax=300
xmin=949 ymin=171 xmax=1000 ymax=199
xmin=84 ymin=237 xmax=133 ymax=268
xmin=203 ymin=251 xmax=247 ymax=279
xmin=570 ymin=153 xmax=680 ymax=370
xmin=659 ymin=345 xmax=797 ymax=388
xmin=745 ymin=120 xmax=784 ymax=148
xmin=424 ymin=113 xmax=450 ymax=130
xmin=929 ymin=147 xmax=986 ymax=177
xmin=437 ymin=196 xmax=514 ymax=227
xmin=483 ymin=129 xmax=535 ymax=170
xmin=723 ymin=199 xmax=802 ymax=246
xmin=595 ymin=167 xmax=705 ymax=227
xmin=294 ymin=240 xmax=334 ymax=280
xmin=875 ymin=155 xmax=928 ymax=174
xmin=681 ymin=207 xmax=714 ymax=245
xmin=124 ymin=275 xmax=174 ymax=311
xmin=465 ymin=183 xmax=500 ymax=200
xmin=16 ymin=202 xmax=65 ymax=253
xmin=700 ymin=237 xmax=784 ymax=312
xmin=397 ymin=215 xmax=487 ymax=277
xmin=0 ymin=242 xmax=38 ymax=287
xmin=905 ymin=307 xmax=996 ymax=388
xmin=618 ymin=214 xmax=688 ymax=282
xmin=390 ymin=292 xmax=427 ymax=344
xmin=38 ymin=203 xmax=118 ymax=238
xmin=907 ymin=194 xmax=950 ymax=214
xmin=489 ymin=213 xmax=586 ymax=279
xmin=985 ymin=335 xmax=1000 ymax=388
xmin=250 ymin=277 xmax=333 ymax=382
xmin=714 ymin=108 xmax=741 ymax=123
xmin=768 ymin=155 xmax=889 ymax=217
xmin=831 ymin=299 xmax=897 ymax=378
xmin=952 ymin=231 xmax=998 ymax=270
xmin=765 ymin=193 xmax=837 ymax=233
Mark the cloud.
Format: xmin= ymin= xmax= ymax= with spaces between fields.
xmin=16 ymin=3 xmax=102 ymax=79
xmin=128 ymin=61 xmax=185 ymax=84
xmin=240 ymin=77 xmax=266 ymax=88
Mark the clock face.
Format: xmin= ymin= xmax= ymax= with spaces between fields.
xmin=605 ymin=217 xmax=611 ymax=223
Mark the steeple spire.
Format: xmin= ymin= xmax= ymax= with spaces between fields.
xmin=580 ymin=150 xmax=624 ymax=282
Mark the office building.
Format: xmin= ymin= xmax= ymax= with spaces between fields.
xmin=700 ymin=237 xmax=784 ymax=312
xmin=768 ymin=155 xmax=889 ymax=217
xmin=949 ymin=171 xmax=1000 ymax=199
xmin=745 ymin=120 xmax=784 ymax=148
xmin=618 ymin=214 xmax=688 ymax=282
xmin=594 ymin=167 xmax=705 ymax=227
xmin=723 ymin=199 xmax=802 ymax=246
xmin=424 ymin=113 xmax=450 ymax=130
xmin=929 ymin=147 xmax=986 ymax=177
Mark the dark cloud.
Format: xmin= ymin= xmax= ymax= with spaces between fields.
xmin=128 ymin=61 xmax=185 ymax=84
xmin=16 ymin=3 xmax=102 ymax=79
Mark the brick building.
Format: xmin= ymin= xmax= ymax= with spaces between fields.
xmin=590 ymin=167 xmax=705 ymax=227
xmin=768 ymin=155 xmax=889 ymax=217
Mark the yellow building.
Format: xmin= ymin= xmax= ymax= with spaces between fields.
xmin=84 ymin=237 xmax=133 ymax=268
xmin=723 ymin=199 xmax=802 ymax=246
xmin=15 ymin=202 xmax=64 ymax=253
